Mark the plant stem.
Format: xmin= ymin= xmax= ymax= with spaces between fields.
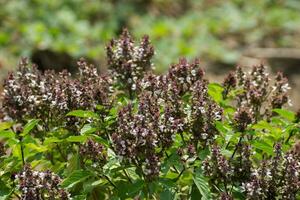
xmin=122 ymin=168 xmax=132 ymax=183
xmin=20 ymin=139 xmax=25 ymax=166
xmin=104 ymin=175 xmax=118 ymax=189
xmin=175 ymin=166 xmax=185 ymax=182
xmin=285 ymin=129 xmax=295 ymax=144
xmin=13 ymin=192 xmax=21 ymax=200
xmin=180 ymin=132 xmax=186 ymax=145
xmin=56 ymin=144 xmax=68 ymax=161
xmin=165 ymin=152 xmax=179 ymax=173
xmin=231 ymin=134 xmax=243 ymax=160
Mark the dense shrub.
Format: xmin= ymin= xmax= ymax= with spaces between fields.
xmin=0 ymin=30 xmax=300 ymax=199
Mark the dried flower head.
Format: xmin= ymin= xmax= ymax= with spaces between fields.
xmin=167 ymin=58 xmax=204 ymax=95
xmin=271 ymin=72 xmax=290 ymax=109
xmin=222 ymin=71 xmax=237 ymax=98
xmin=106 ymin=29 xmax=154 ymax=96
xmin=234 ymin=107 xmax=254 ymax=132
xmin=80 ymin=139 xmax=107 ymax=165
xmin=0 ymin=58 xmax=112 ymax=132
xmin=229 ymin=65 xmax=291 ymax=122
xmin=203 ymin=145 xmax=232 ymax=180
xmin=15 ymin=164 xmax=70 ymax=200
xmin=243 ymin=143 xmax=300 ymax=199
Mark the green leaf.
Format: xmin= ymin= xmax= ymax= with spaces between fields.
xmin=80 ymin=124 xmax=97 ymax=135
xmin=95 ymin=105 xmax=105 ymax=110
xmin=273 ymin=109 xmax=295 ymax=122
xmin=61 ymin=170 xmax=92 ymax=189
xmin=193 ymin=170 xmax=212 ymax=200
xmin=66 ymin=135 xmax=88 ymax=143
xmin=44 ymin=137 xmax=63 ymax=145
xmin=0 ymin=122 xmax=13 ymax=131
xmin=215 ymin=121 xmax=231 ymax=134
xmin=66 ymin=110 xmax=99 ymax=119
xmin=0 ymin=130 xmax=15 ymax=139
xmin=159 ymin=178 xmax=176 ymax=188
xmin=65 ymin=152 xmax=81 ymax=176
xmin=92 ymin=135 xmax=109 ymax=147
xmin=252 ymin=140 xmax=274 ymax=155
xmin=208 ymin=83 xmax=223 ymax=103
xmin=25 ymin=143 xmax=48 ymax=152
xmin=191 ymin=183 xmax=202 ymax=200
xmin=198 ymin=147 xmax=210 ymax=161
xmin=118 ymin=180 xmax=144 ymax=198
xmin=252 ymin=120 xmax=274 ymax=131
xmin=21 ymin=119 xmax=40 ymax=136
xmin=91 ymin=179 xmax=105 ymax=187
xmin=160 ymin=189 xmax=174 ymax=200
xmin=72 ymin=195 xmax=87 ymax=200
xmin=0 ymin=180 xmax=12 ymax=200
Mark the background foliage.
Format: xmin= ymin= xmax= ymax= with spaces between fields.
xmin=1 ymin=0 xmax=300 ymax=75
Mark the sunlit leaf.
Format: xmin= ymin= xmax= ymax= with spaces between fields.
xmin=66 ymin=110 xmax=99 ymax=119
xmin=80 ymin=124 xmax=97 ymax=135
xmin=273 ymin=109 xmax=295 ymax=122
xmin=0 ymin=130 xmax=15 ymax=139
xmin=44 ymin=137 xmax=63 ymax=145
xmin=208 ymin=83 xmax=223 ymax=103
xmin=0 ymin=122 xmax=13 ymax=131
xmin=66 ymin=135 xmax=88 ymax=143
xmin=21 ymin=119 xmax=40 ymax=136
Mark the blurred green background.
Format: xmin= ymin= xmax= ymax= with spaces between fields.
xmin=1 ymin=0 xmax=300 ymax=77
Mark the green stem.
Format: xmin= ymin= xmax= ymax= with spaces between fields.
xmin=180 ymin=132 xmax=186 ymax=145
xmin=56 ymin=144 xmax=68 ymax=161
xmin=104 ymin=175 xmax=118 ymax=189
xmin=20 ymin=139 xmax=25 ymax=166
xmin=285 ymin=129 xmax=295 ymax=144
xmin=175 ymin=166 xmax=185 ymax=182
xmin=122 ymin=168 xmax=133 ymax=183
xmin=165 ymin=152 xmax=179 ymax=173
xmin=231 ymin=134 xmax=243 ymax=160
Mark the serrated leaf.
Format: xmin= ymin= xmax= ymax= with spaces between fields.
xmin=193 ymin=170 xmax=212 ymax=200
xmin=66 ymin=110 xmax=99 ymax=119
xmin=273 ymin=109 xmax=295 ymax=122
xmin=61 ymin=170 xmax=92 ymax=189
xmin=66 ymin=135 xmax=88 ymax=143
xmin=21 ymin=119 xmax=40 ymax=136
